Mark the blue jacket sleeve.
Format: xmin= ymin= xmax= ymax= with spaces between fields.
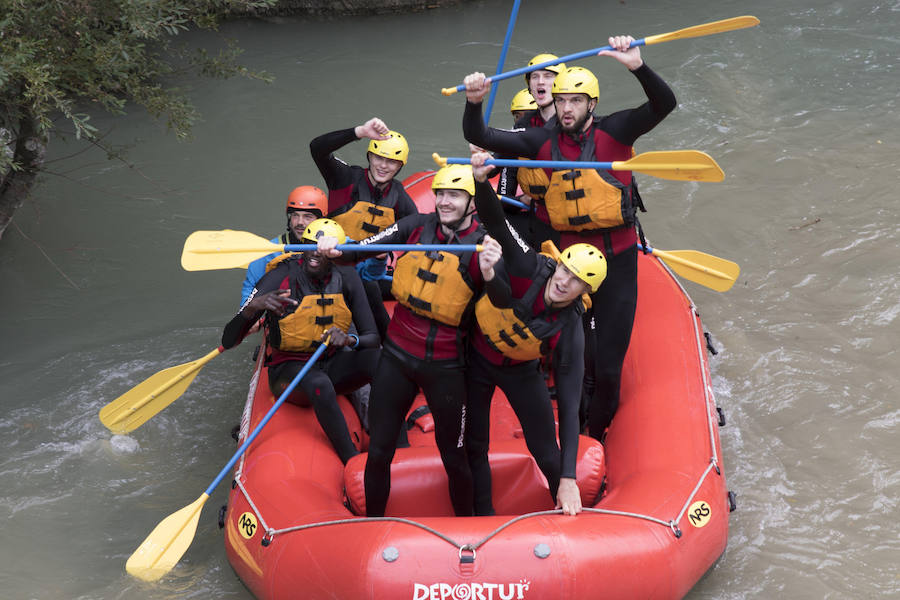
xmin=239 ymin=238 xmax=281 ymax=306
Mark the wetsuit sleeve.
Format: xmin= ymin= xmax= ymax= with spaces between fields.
xmin=553 ymin=315 xmax=585 ymax=479
xmin=600 ymin=63 xmax=677 ymax=146
xmin=341 ymin=267 xmax=381 ymax=348
xmin=483 ymin=260 xmax=512 ymax=308
xmin=473 ymin=180 xmax=538 ymax=277
xmin=223 ymin=264 xmax=285 ymax=348
xmin=463 ymin=101 xmax=547 ymax=158
xmin=309 ymin=128 xmax=359 ymax=190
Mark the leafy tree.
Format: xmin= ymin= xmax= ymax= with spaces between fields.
xmin=0 ymin=0 xmax=275 ymax=239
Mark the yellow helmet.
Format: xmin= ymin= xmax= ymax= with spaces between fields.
xmin=559 ymin=243 xmax=606 ymax=293
xmin=509 ymin=88 xmax=538 ymax=114
xmin=367 ymin=130 xmax=409 ymax=165
xmin=552 ymin=66 xmax=599 ymax=101
xmin=302 ymin=218 xmax=347 ymax=244
xmin=431 ymin=164 xmax=475 ymax=197
xmin=525 ymin=53 xmax=567 ymax=83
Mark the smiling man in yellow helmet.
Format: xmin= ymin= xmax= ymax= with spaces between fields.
xmin=318 ymin=162 xmax=495 ymax=519
xmin=462 ymin=35 xmax=677 ymax=444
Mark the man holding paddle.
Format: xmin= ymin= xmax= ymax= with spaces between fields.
xmin=462 ymin=35 xmax=677 ymax=442
xmin=222 ymin=218 xmax=379 ymax=465
xmin=321 ymin=164 xmax=491 ymax=518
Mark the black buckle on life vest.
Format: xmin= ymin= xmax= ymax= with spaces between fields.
xmin=407 ymin=295 xmax=432 ymax=312
xmin=424 ymin=250 xmax=444 ymax=261
xmin=317 ymin=297 xmax=334 ymax=306
xmin=416 ymin=269 xmax=438 ymax=283
xmin=565 ymin=189 xmax=586 ymax=200
xmin=497 ymin=330 xmax=517 ymax=348
xmin=361 ymin=221 xmax=380 ymax=234
xmin=511 ymin=322 xmax=529 ymax=340
xmin=315 ymin=316 xmax=334 ymax=325
xmin=562 ymin=170 xmax=581 ymax=181
xmin=569 ymin=215 xmax=592 ymax=226
xmin=529 ymin=185 xmax=547 ymax=195
xmin=367 ymin=206 xmax=385 ymax=216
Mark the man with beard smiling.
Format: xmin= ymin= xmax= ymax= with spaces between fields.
xmin=461 ymin=35 xmax=677 ymax=443
xmin=222 ymin=219 xmax=379 ymax=465
xmin=320 ymin=164 xmax=492 ymax=518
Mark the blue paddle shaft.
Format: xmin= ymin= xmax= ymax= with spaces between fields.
xmin=205 ymin=343 xmax=329 ymax=495
xmin=447 ymin=156 xmax=617 ymax=170
xmin=483 ymin=0 xmax=521 ymax=124
xmin=281 ymin=243 xmax=481 ymax=253
xmin=500 ymin=195 xmax=528 ymax=210
xmin=452 ymin=38 xmax=646 ymax=93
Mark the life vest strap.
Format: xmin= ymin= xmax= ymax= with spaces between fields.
xmin=529 ymin=185 xmax=547 ymax=195
xmin=569 ymin=215 xmax=593 ymax=226
xmin=317 ymin=297 xmax=334 ymax=306
xmin=565 ymin=188 xmax=586 ymax=200
xmin=367 ymin=206 xmax=385 ymax=216
xmin=416 ymin=268 xmax=438 ymax=283
xmin=424 ymin=250 xmax=445 ymax=261
xmin=562 ymin=170 xmax=581 ymax=181
xmin=315 ymin=315 xmax=334 ymax=325
xmin=407 ymin=295 xmax=432 ymax=312
xmin=498 ymin=330 xmax=518 ymax=348
xmin=511 ymin=322 xmax=529 ymax=340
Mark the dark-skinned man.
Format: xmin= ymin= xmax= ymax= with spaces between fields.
xmin=223 ymin=219 xmax=379 ymax=465
xmin=462 ymin=35 xmax=677 ymax=442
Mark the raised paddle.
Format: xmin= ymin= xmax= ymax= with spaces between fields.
xmin=432 ymin=151 xmax=725 ymax=182
xmin=99 ymin=347 xmax=225 ymax=434
xmin=126 ymin=340 xmax=330 ymax=581
xmin=181 ymin=229 xmax=485 ymax=272
xmin=441 ymin=15 xmax=760 ymax=95
xmin=483 ymin=0 xmax=522 ymax=124
xmin=638 ymin=244 xmax=739 ymax=292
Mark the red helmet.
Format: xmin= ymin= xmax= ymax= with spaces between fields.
xmin=286 ymin=186 xmax=327 ymax=217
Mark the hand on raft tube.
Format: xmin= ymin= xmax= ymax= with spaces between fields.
xmin=556 ymin=477 xmax=583 ymax=516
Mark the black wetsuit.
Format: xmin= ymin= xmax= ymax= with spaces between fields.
xmin=463 ymin=63 xmax=675 ymax=440
xmin=223 ymin=258 xmax=379 ymax=464
xmin=348 ymin=214 xmax=485 ymax=517
xmin=309 ymin=127 xmax=420 ymax=339
xmin=467 ymin=180 xmax=585 ymax=515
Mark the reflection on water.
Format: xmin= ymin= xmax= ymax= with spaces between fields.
xmin=1 ymin=1 xmax=898 ymax=598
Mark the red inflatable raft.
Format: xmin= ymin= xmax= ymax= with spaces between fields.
xmin=222 ymin=172 xmax=730 ymax=599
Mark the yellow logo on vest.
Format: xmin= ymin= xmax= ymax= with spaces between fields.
xmin=238 ymin=511 xmax=259 ymax=539
xmin=687 ymin=501 xmax=712 ymax=528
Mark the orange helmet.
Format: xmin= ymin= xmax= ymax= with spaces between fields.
xmin=286 ymin=186 xmax=328 ymax=217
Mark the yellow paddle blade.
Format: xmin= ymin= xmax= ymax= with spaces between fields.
xmin=126 ymin=493 xmax=209 ymax=581
xmin=644 ymin=16 xmax=760 ymax=45
xmin=653 ymin=248 xmax=740 ymax=292
xmin=181 ymin=229 xmax=283 ymax=271
xmin=99 ymin=348 xmax=223 ymax=434
xmin=615 ymin=150 xmax=725 ymax=182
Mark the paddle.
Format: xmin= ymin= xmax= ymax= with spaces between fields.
xmin=99 ymin=347 xmax=225 ymax=434
xmin=441 ymin=15 xmax=760 ymax=95
xmin=433 ymin=151 xmax=725 ymax=182
xmin=181 ymin=229 xmax=484 ymax=272
xmin=126 ymin=340 xmax=330 ymax=581
xmin=639 ymin=244 xmax=739 ymax=292
xmin=483 ymin=0 xmax=522 ymax=124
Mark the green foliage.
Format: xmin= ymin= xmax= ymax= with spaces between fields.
xmin=0 ymin=0 xmax=275 ymax=176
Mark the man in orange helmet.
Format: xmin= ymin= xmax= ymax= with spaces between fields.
xmin=240 ymin=186 xmax=328 ymax=305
